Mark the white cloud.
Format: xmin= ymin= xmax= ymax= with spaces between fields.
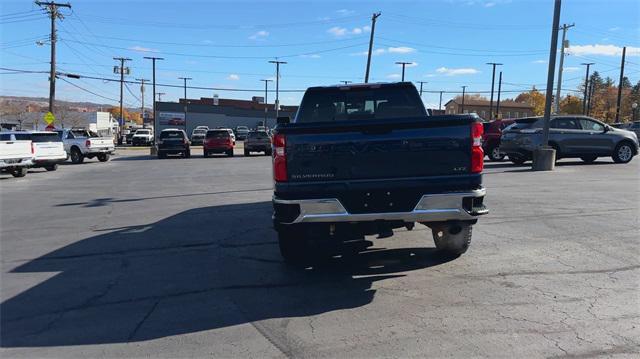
xmin=484 ymin=2 xmax=496 ymax=7
xmin=386 ymin=74 xmax=402 ymax=80
xmin=336 ymin=9 xmax=355 ymax=16
xmin=351 ymin=48 xmax=386 ymax=56
xmin=327 ymin=26 xmax=369 ymax=37
xmin=567 ymin=44 xmax=639 ymax=57
xmin=564 ymin=66 xmax=580 ymax=72
xmin=226 ymin=74 xmax=240 ymax=80
xmin=608 ymin=27 xmax=621 ymax=32
xmin=388 ymin=46 xmax=417 ymax=54
xmin=248 ymin=30 xmax=269 ymax=40
xmin=129 ymin=45 xmax=156 ymax=53
xmin=299 ymin=54 xmax=321 ymax=59
xmin=435 ymin=67 xmax=480 ymax=76
xmin=532 ymin=59 xmax=547 ymax=64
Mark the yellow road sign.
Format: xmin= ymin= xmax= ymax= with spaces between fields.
xmin=43 ymin=112 xmax=55 ymax=125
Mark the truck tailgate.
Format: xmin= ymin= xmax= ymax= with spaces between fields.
xmin=0 ymin=141 xmax=32 ymax=160
xmin=282 ymin=117 xmax=473 ymax=182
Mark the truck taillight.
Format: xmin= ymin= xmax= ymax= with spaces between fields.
xmin=471 ymin=122 xmax=484 ymax=173
xmin=31 ymin=142 xmax=34 ymax=154
xmin=85 ymin=139 xmax=91 ymax=148
xmin=273 ymin=134 xmax=287 ymax=182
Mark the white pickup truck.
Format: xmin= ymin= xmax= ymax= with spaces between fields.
xmin=56 ymin=128 xmax=115 ymax=164
xmin=17 ymin=131 xmax=67 ymax=171
xmin=0 ymin=132 xmax=33 ymax=177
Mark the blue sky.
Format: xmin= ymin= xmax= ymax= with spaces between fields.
xmin=1 ymin=0 xmax=639 ymax=109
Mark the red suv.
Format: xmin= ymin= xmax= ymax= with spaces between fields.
xmin=203 ymin=129 xmax=234 ymax=157
xmin=482 ymin=119 xmax=515 ymax=161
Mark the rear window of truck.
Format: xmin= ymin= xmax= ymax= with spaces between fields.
xmin=206 ymin=130 xmax=229 ymax=139
xmin=295 ymin=85 xmax=426 ymax=123
xmin=31 ymin=133 xmax=61 ymax=142
xmin=247 ymin=131 xmax=269 ymax=139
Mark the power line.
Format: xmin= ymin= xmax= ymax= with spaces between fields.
xmin=377 ymin=36 xmax=547 ymax=53
xmin=58 ymin=76 xmax=119 ymax=102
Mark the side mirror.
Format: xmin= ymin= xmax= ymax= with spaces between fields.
xmin=277 ymin=116 xmax=290 ymax=125
xmin=603 ymin=125 xmax=610 ymax=132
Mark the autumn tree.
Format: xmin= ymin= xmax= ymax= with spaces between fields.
xmin=559 ymin=94 xmax=582 ymax=114
xmin=515 ymin=88 xmax=545 ymax=115
xmin=108 ymin=107 xmax=131 ymax=122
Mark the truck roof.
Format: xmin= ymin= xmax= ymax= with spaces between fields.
xmin=306 ymin=81 xmax=415 ymax=91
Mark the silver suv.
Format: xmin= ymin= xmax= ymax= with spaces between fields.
xmin=500 ymin=116 xmax=639 ymax=164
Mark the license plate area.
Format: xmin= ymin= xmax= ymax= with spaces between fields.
xmin=341 ymin=189 xmax=422 ymax=214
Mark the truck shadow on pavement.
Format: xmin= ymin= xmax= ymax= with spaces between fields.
xmin=1 ymin=201 xmax=453 ymax=347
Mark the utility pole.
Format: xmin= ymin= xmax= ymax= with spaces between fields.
xmin=341 ymin=81 xmax=352 ymax=85
xmin=416 ymin=81 xmax=427 ymax=97
xmin=364 ymin=12 xmax=381 ymax=83
xmin=536 ymin=0 xmax=562 ymax=171
xmin=615 ymin=46 xmax=626 ymax=122
xmin=587 ymin=79 xmax=595 ymax=116
xmin=157 ymin=92 xmax=166 ymax=102
xmin=143 ymin=56 xmax=164 ymax=141
xmin=461 ymin=85 xmax=467 ymax=114
xmin=268 ymin=60 xmax=287 ymax=118
xmin=113 ymin=57 xmax=131 ymax=130
xmin=178 ymin=77 xmax=192 ymax=132
xmin=439 ymin=91 xmax=444 ymax=111
xmin=496 ymin=72 xmax=503 ymax=118
xmin=486 ymin=62 xmax=503 ymax=121
xmin=260 ymin=79 xmax=273 ymax=125
xmin=554 ymin=23 xmax=574 ymax=114
xmin=395 ymin=61 xmax=412 ymax=81
xmin=136 ymin=78 xmax=148 ymax=125
xmin=581 ymin=62 xmax=594 ymax=115
xmin=36 ymin=1 xmax=71 ymax=115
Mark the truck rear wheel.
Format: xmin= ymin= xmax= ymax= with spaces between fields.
xmin=11 ymin=167 xmax=28 ymax=178
xmin=432 ymin=224 xmax=472 ymax=257
xmin=45 ymin=164 xmax=58 ymax=171
xmin=97 ymin=153 xmax=110 ymax=162
xmin=278 ymin=227 xmax=311 ymax=266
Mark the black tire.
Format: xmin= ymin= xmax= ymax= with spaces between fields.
xmin=509 ymin=154 xmax=526 ymax=165
xmin=265 ymin=150 xmax=272 ymax=156
xmin=157 ymin=152 xmax=167 ymax=159
xmin=487 ymin=146 xmax=505 ymax=161
xmin=612 ymin=142 xmax=635 ymax=164
xmin=277 ymin=226 xmax=312 ymax=266
xmin=70 ymin=148 xmax=84 ymax=164
xmin=580 ymin=155 xmax=597 ymax=163
xmin=244 ymin=149 xmax=250 ymax=156
xmin=11 ymin=167 xmax=28 ymax=178
xmin=227 ymin=149 xmax=234 ymax=157
xmin=432 ymin=224 xmax=472 ymax=257
xmin=45 ymin=164 xmax=58 ymax=171
xmin=97 ymin=153 xmax=110 ymax=162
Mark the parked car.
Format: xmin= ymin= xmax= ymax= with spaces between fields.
xmin=203 ymin=129 xmax=234 ymax=157
xmin=482 ymin=119 xmax=515 ymax=161
xmin=131 ymin=129 xmax=154 ymax=146
xmin=234 ymin=126 xmax=249 ymax=140
xmin=500 ymin=116 xmax=639 ymax=165
xmin=156 ymin=129 xmax=190 ymax=159
xmin=125 ymin=130 xmax=135 ymax=145
xmin=217 ymin=128 xmax=236 ymax=143
xmin=627 ymin=121 xmax=640 ymax=138
xmin=0 ymin=132 xmax=33 ymax=177
xmin=17 ymin=131 xmax=66 ymax=171
xmin=56 ymin=128 xmax=115 ymax=164
xmin=190 ymin=128 xmax=208 ymax=145
xmin=244 ymin=131 xmax=271 ymax=156
xmin=272 ymin=82 xmax=488 ymax=265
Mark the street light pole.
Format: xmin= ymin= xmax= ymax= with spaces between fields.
xmin=260 ymin=79 xmax=273 ymax=126
xmin=144 ymin=56 xmax=164 ymax=145
xmin=268 ymin=60 xmax=287 ymax=118
xmin=461 ymin=85 xmax=467 ymax=114
xmin=486 ymin=62 xmax=503 ymax=121
xmin=581 ymin=62 xmax=594 ymax=115
xmin=178 ymin=77 xmax=192 ymax=133
xmin=395 ymin=62 xmax=412 ymax=81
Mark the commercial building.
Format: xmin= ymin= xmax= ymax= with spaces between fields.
xmin=155 ymin=97 xmax=298 ymax=134
xmin=444 ymin=98 xmax=533 ymax=120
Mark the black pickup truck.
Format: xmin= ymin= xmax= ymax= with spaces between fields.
xmin=272 ymin=82 xmax=488 ymax=264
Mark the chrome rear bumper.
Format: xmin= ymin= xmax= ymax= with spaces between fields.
xmin=274 ymin=188 xmax=487 ymax=224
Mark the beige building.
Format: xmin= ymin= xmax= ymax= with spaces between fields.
xmin=444 ymin=98 xmax=534 ymax=120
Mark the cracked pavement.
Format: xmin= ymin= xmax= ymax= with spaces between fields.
xmin=1 ymin=150 xmax=638 ymax=358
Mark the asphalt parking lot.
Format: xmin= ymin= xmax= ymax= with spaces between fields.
xmin=1 ymin=149 xmax=638 ymax=358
